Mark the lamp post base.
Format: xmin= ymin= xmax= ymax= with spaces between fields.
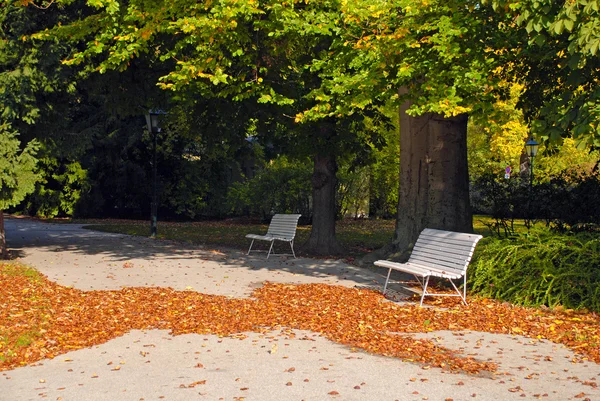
xmin=150 ymin=202 xmax=157 ymax=238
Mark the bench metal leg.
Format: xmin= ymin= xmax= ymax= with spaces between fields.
xmin=289 ymin=240 xmax=296 ymax=258
xmin=247 ymin=239 xmax=255 ymax=255
xmin=383 ymin=267 xmax=393 ymax=295
xmin=419 ymin=276 xmax=431 ymax=307
xmin=419 ymin=276 xmax=468 ymax=307
xmin=382 ymin=271 xmax=468 ymax=307
xmin=266 ymin=240 xmax=275 ymax=259
xmin=447 ymin=276 xmax=468 ymax=306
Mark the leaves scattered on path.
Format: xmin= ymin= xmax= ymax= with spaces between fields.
xmin=1 ymin=263 xmax=599 ymax=375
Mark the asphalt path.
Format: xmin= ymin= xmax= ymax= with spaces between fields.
xmin=2 ymin=217 xmax=599 ymax=401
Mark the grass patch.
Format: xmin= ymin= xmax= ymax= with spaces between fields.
xmin=80 ymin=218 xmax=396 ymax=259
xmin=1 ymin=262 xmax=44 ymax=282
xmin=472 ymin=214 xmax=530 ymax=237
xmin=74 ymin=216 xmax=531 ymax=258
xmin=14 ymin=331 xmax=39 ymax=347
xmin=0 ymin=262 xmax=50 ymax=367
xmin=81 ymin=216 xmax=533 ymax=258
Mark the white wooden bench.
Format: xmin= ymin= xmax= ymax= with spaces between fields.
xmin=246 ymin=214 xmax=301 ymax=259
xmin=375 ymin=228 xmax=483 ymax=306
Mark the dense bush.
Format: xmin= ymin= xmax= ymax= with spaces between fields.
xmin=226 ymin=157 xmax=313 ymax=221
xmin=470 ymin=172 xmax=524 ymax=236
xmin=535 ymin=173 xmax=600 ymax=231
xmin=470 ymin=230 xmax=600 ymax=312
xmin=471 ymin=169 xmax=600 ymax=235
xmin=336 ymin=166 xmax=370 ymax=219
xmin=24 ymin=159 xmax=89 ymax=218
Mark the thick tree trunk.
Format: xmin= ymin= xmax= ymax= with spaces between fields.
xmin=392 ymin=99 xmax=473 ymax=258
xmin=304 ymin=152 xmax=343 ymax=255
xmin=0 ymin=211 xmax=7 ymax=259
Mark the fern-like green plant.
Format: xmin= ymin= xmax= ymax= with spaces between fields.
xmin=470 ymin=229 xmax=600 ymax=311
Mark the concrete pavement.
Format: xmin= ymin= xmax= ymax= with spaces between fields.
xmin=2 ymin=217 xmax=599 ymax=401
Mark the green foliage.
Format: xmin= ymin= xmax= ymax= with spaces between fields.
xmin=337 ymin=166 xmax=370 ymax=219
xmin=24 ymin=156 xmax=88 ymax=218
xmin=0 ymin=123 xmax=40 ymax=210
xmin=470 ymin=230 xmax=600 ymax=312
xmin=468 ymin=83 xmax=599 ymax=185
xmin=368 ymin=160 xmax=399 ymax=219
xmin=16 ymin=0 xmax=598 ymax=236
xmin=0 ymin=3 xmax=79 ymax=125
xmin=484 ymin=0 xmax=600 ymax=147
xmin=226 ymin=156 xmax=312 ymax=220
xmin=365 ymin=105 xmax=400 ymax=219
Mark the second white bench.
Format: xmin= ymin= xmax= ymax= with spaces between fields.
xmin=246 ymin=214 xmax=301 ymax=259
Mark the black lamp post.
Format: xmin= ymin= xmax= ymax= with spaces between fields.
xmin=145 ymin=111 xmax=162 ymax=238
xmin=525 ymin=138 xmax=539 ymax=228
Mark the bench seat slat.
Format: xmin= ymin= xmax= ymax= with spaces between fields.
xmin=374 ymin=260 xmax=464 ymax=279
xmin=246 ymin=234 xmax=293 ymax=241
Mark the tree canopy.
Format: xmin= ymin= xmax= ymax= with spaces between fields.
xmin=23 ymin=0 xmax=600 ymax=146
xmin=4 ymin=0 xmax=599 ymax=255
xmin=484 ymin=0 xmax=600 ymax=147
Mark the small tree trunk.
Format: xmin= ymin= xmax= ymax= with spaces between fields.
xmin=392 ymin=98 xmax=473 ymax=257
xmin=368 ymin=168 xmax=377 ymax=218
xmin=0 ymin=211 xmax=7 ymax=259
xmin=305 ymin=153 xmax=343 ymax=255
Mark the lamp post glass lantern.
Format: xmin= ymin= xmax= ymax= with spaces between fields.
xmin=525 ymin=138 xmax=539 ymax=185
xmin=525 ymin=139 xmax=539 ymax=159
xmin=146 ymin=110 xmax=163 ymax=238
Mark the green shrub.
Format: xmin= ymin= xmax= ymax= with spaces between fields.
xmin=25 ymin=159 xmax=88 ymax=218
xmin=469 ymin=229 xmax=600 ymax=312
xmin=226 ymin=157 xmax=312 ymax=220
xmin=471 ymin=170 xmax=600 ymax=234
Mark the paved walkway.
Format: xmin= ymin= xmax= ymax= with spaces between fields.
xmin=2 ymin=218 xmax=599 ymax=401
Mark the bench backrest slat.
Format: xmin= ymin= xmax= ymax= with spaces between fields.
xmin=410 ymin=249 xmax=469 ymax=270
xmin=415 ymin=236 xmax=477 ymax=253
xmin=408 ymin=228 xmax=482 ymax=275
xmin=266 ymin=214 xmax=301 ymax=239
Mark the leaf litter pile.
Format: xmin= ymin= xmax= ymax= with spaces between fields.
xmin=1 ymin=263 xmax=599 ymax=375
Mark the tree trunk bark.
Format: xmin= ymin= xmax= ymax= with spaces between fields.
xmin=0 ymin=211 xmax=7 ymax=259
xmin=392 ymin=98 xmax=473 ymax=258
xmin=304 ymin=152 xmax=343 ymax=255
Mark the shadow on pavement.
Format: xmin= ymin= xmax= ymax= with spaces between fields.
xmin=4 ymin=217 xmax=387 ymax=289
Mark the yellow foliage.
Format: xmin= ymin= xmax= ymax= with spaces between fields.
xmin=536 ymin=138 xmax=599 ymax=180
xmin=437 ymin=102 xmax=471 ymax=117
xmin=489 ymin=119 xmax=529 ymax=163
